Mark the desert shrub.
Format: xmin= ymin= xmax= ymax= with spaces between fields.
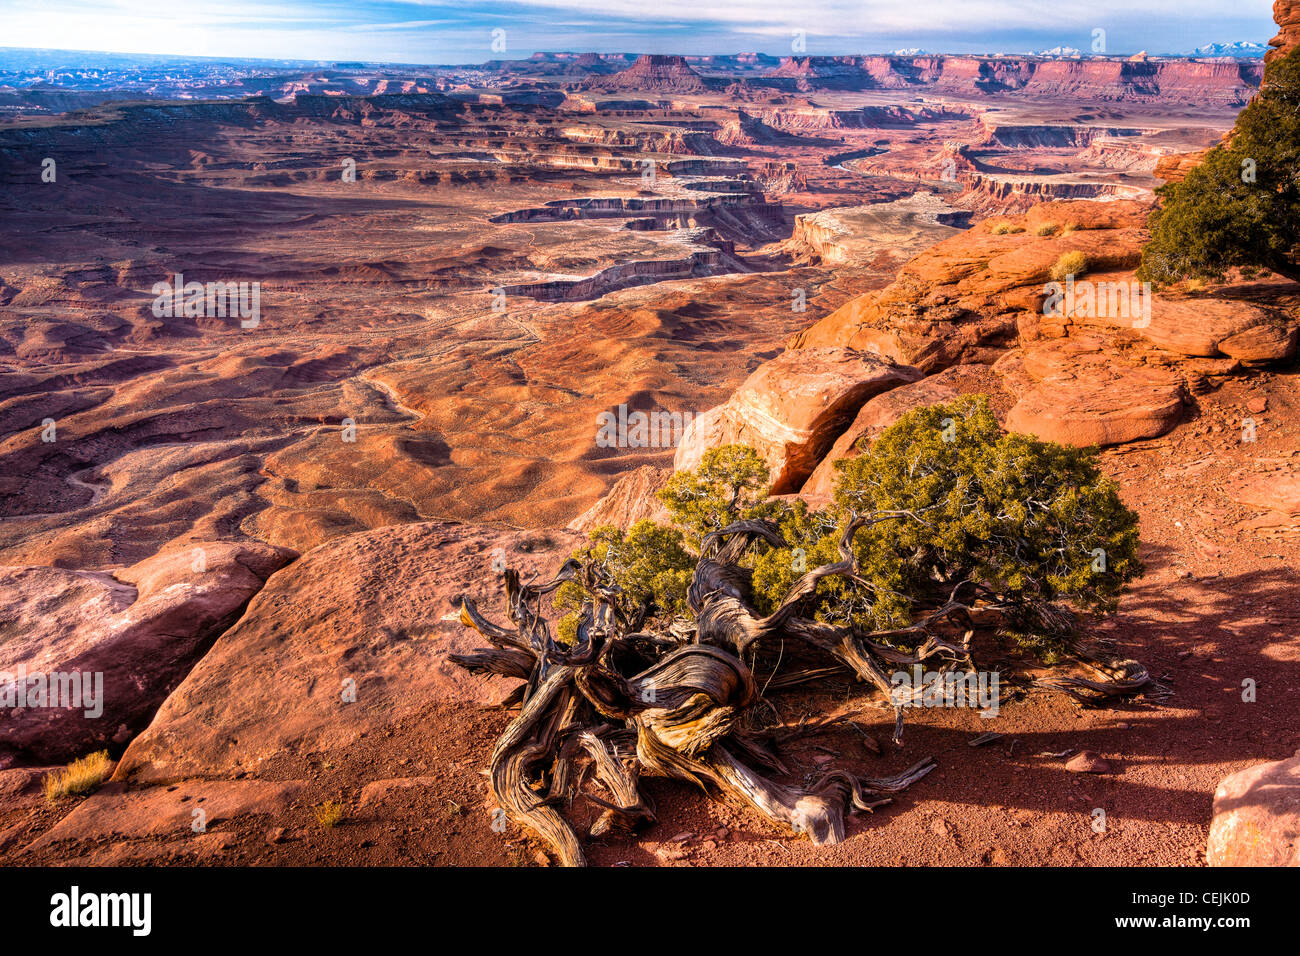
xmin=657 ymin=444 xmax=786 ymax=546
xmin=746 ymin=497 xmax=847 ymax=616
xmin=1060 ymin=220 xmax=1081 ymax=234
xmin=554 ymin=448 xmax=783 ymax=634
xmin=1138 ymin=46 xmax=1300 ymax=285
xmin=554 ymin=608 xmax=583 ymax=645
xmin=1050 ymin=250 xmax=1089 ymax=281
xmin=314 ymin=800 xmax=346 ymax=828
xmin=553 ymin=520 xmax=695 ymax=637
xmin=749 ymin=397 xmax=1143 ymax=657
xmin=553 ymin=608 xmax=582 ymax=645
xmin=1034 ymin=222 xmax=1059 ymax=237
xmin=561 ymin=402 xmax=1141 ymax=660
xmin=43 ymin=750 xmax=113 ymax=801
xmin=990 ymin=220 xmax=1024 ymax=235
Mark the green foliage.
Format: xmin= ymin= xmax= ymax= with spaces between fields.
xmin=1050 ymin=251 xmax=1089 ymax=282
xmin=554 ymin=608 xmax=582 ymax=646
xmin=555 ymin=447 xmax=780 ymax=632
xmin=844 ymin=396 xmax=1138 ymax=606
xmin=559 ymin=399 xmax=1142 ymax=661
xmin=750 ymin=397 xmax=1144 ymax=654
xmin=657 ymin=444 xmax=786 ymax=547
xmin=553 ymin=520 xmax=695 ymax=634
xmin=1138 ymin=46 xmax=1300 ymax=285
xmin=747 ymin=498 xmax=845 ymax=617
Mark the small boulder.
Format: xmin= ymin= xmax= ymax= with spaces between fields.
xmin=1064 ymin=750 xmax=1112 ymax=773
xmin=1136 ymin=297 xmax=1297 ymax=362
xmin=1208 ymin=754 xmax=1300 ymax=866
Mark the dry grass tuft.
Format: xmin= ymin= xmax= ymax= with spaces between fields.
xmin=314 ymin=800 xmax=346 ymax=828
xmin=43 ymin=750 xmax=113 ymax=801
xmin=1050 ymin=251 xmax=1090 ymax=282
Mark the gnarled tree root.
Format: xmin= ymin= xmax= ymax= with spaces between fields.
xmin=449 ymin=516 xmax=1149 ymax=866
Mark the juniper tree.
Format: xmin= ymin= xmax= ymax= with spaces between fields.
xmin=454 ymin=396 xmax=1150 ymax=865
xmin=1138 ymin=46 xmax=1300 ymax=285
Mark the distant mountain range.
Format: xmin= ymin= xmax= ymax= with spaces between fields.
xmin=1188 ymin=41 xmax=1269 ymax=57
xmin=0 ymin=43 xmax=1277 ymax=79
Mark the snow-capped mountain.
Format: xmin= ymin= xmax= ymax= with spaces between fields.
xmin=1189 ymin=41 xmax=1268 ymax=57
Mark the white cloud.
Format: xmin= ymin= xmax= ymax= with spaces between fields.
xmin=0 ymin=0 xmax=1278 ymax=62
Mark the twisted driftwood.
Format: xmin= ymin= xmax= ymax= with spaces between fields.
xmin=449 ymin=515 xmax=1149 ymax=866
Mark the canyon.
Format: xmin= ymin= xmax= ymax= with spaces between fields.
xmin=3 ymin=62 xmax=1243 ymax=565
xmin=0 ymin=10 xmax=1298 ymax=868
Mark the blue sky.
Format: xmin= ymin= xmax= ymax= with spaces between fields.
xmin=0 ymin=0 xmax=1279 ymax=64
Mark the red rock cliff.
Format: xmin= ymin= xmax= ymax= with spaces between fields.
xmin=768 ymin=54 xmax=1260 ymax=105
xmin=1269 ymin=0 xmax=1300 ymax=61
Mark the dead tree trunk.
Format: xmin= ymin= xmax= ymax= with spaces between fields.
xmin=449 ymin=515 xmax=1149 ymax=866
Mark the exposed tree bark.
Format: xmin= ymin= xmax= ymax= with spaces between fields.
xmin=449 ymin=515 xmax=1150 ymax=866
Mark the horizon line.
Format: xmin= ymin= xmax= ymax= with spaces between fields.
xmin=0 ymin=42 xmax=1272 ymax=71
